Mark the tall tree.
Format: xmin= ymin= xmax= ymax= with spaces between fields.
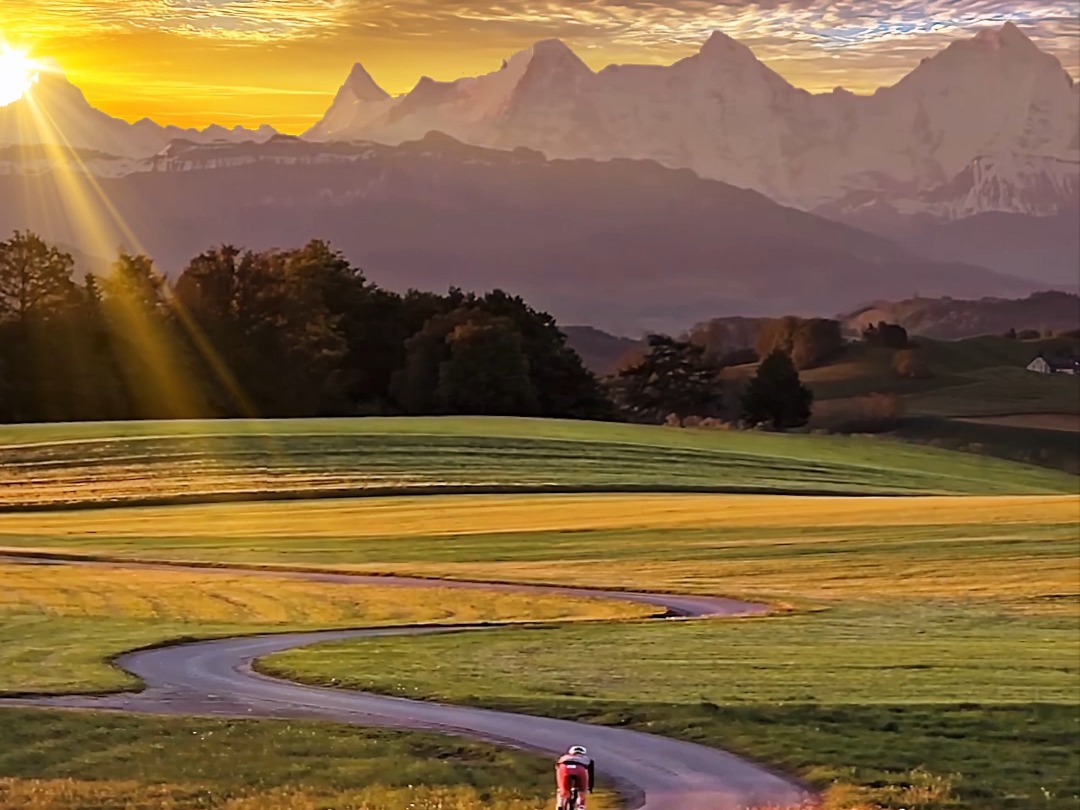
xmin=174 ymin=244 xmax=348 ymax=416
xmin=477 ymin=290 xmax=612 ymax=419
xmin=740 ymin=349 xmax=813 ymax=430
xmin=615 ymin=334 xmax=723 ymax=422
xmin=0 ymin=231 xmax=75 ymax=325
xmin=100 ymin=252 xmax=209 ymax=419
xmin=436 ymin=317 xmax=539 ymax=415
xmin=755 ymin=316 xmax=844 ymax=370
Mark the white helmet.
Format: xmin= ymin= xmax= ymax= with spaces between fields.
xmin=568 ymin=745 xmax=587 ymax=756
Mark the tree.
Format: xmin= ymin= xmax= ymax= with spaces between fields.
xmin=862 ymin=321 xmax=909 ymax=349
xmin=101 ymin=253 xmax=169 ymax=313
xmin=0 ymin=231 xmax=75 ymax=325
xmin=391 ymin=309 xmax=455 ymax=414
xmin=391 ymin=307 xmax=541 ymax=416
xmin=476 ymin=290 xmax=613 ymax=419
xmin=755 ymin=316 xmax=843 ymax=370
xmin=99 ymin=252 xmax=215 ymax=419
xmin=615 ymin=334 xmax=723 ymax=422
xmin=174 ymin=243 xmax=349 ymax=416
xmin=436 ymin=318 xmax=539 ymax=415
xmin=791 ymin=318 xmax=844 ymax=370
xmin=1003 ymin=327 xmax=1018 ymax=340
xmin=754 ymin=316 xmax=802 ymax=359
xmin=740 ymin=349 xmax=812 ymax=430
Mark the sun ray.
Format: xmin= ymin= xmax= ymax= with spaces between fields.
xmin=13 ymin=88 xmax=258 ymax=420
xmin=0 ymin=44 xmax=39 ymax=108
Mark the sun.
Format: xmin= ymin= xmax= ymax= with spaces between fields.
xmin=0 ymin=45 xmax=39 ymax=108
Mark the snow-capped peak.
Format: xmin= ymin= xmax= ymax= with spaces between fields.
xmin=343 ymin=63 xmax=390 ymax=102
xmin=698 ymin=30 xmax=755 ymax=61
xmin=510 ymin=38 xmax=593 ymax=86
xmin=974 ymin=21 xmax=1038 ymax=51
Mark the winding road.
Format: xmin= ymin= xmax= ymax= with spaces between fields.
xmin=3 ymin=559 xmax=813 ymax=810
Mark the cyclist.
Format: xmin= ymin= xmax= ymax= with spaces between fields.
xmin=555 ymin=745 xmax=594 ymax=809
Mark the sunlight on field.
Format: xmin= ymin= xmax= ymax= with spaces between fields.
xmin=2 ymin=417 xmax=1075 ymax=511
xmin=0 ymin=562 xmax=649 ymax=694
xmin=1 ymin=492 xmax=1076 ymax=541
xmin=358 ymin=553 xmax=1080 ymax=606
xmin=0 ymin=562 xmax=646 ymax=624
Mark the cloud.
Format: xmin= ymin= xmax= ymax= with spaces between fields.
xmin=1 ymin=0 xmax=1076 ymax=91
xmin=1 ymin=1 xmax=353 ymax=42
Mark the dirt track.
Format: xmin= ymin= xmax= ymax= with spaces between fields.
xmin=1 ymin=558 xmax=812 ymax=810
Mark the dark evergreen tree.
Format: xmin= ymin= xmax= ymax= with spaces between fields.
xmin=740 ymin=349 xmax=813 ymax=430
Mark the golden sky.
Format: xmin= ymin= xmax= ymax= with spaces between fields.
xmin=2 ymin=1 xmax=1078 ymax=133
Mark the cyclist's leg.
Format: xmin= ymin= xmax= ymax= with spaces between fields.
xmin=556 ymin=766 xmax=570 ymax=810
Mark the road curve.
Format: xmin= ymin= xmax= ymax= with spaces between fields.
xmin=4 ymin=559 xmax=813 ymax=810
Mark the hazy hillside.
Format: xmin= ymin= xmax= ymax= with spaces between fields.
xmin=561 ymin=326 xmax=641 ymax=376
xmin=0 ymin=134 xmax=1031 ymax=332
xmin=844 ymin=292 xmax=1080 ymax=339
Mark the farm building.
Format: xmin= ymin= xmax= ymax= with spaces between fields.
xmin=1026 ymin=354 xmax=1080 ymax=374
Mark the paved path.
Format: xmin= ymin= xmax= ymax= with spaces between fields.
xmin=3 ymin=558 xmax=813 ymax=810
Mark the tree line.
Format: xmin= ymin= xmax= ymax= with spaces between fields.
xmin=0 ymin=231 xmax=848 ymax=430
xmin=0 ymin=232 xmax=612 ymax=423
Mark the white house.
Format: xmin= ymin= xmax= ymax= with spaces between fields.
xmin=1027 ymin=354 xmax=1080 ymax=375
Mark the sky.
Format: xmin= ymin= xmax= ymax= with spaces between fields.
xmin=1 ymin=1 xmax=1077 ymax=133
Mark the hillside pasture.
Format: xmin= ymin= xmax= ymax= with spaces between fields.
xmin=1 ymin=417 xmax=1075 ymax=511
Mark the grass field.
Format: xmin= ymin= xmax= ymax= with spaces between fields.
xmin=1 ymin=417 xmax=1078 ymax=810
xmin=904 ymin=368 xmax=1080 ymax=418
xmin=1 ymin=494 xmax=1075 ymax=602
xmin=0 ymin=709 xmax=620 ymax=810
xmin=4 ymin=492 xmax=1078 ymax=807
xmin=2 ymin=417 xmax=1076 ymax=510
xmin=0 ymin=561 xmax=648 ymax=694
xmin=893 ymin=417 xmax=1080 ymax=475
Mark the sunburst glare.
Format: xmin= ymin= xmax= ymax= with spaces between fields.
xmin=0 ymin=45 xmax=39 ymax=108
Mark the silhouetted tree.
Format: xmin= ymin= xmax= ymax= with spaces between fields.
xmin=0 ymin=233 xmax=616 ymax=424
xmin=862 ymin=321 xmax=909 ymax=349
xmin=615 ymin=334 xmax=723 ymax=422
xmin=437 ymin=317 xmax=539 ymax=415
xmin=740 ymin=349 xmax=812 ymax=430
xmin=0 ymin=231 xmax=76 ymax=325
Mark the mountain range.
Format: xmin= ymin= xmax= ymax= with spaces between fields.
xmin=0 ymin=72 xmax=276 ymax=158
xmin=305 ymin=24 xmax=1079 ymax=219
xmin=0 ymin=133 xmax=1033 ymax=332
xmin=0 ymin=24 xmax=1075 ymax=330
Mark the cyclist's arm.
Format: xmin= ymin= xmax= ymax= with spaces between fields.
xmin=588 ymin=761 xmax=595 ymax=792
